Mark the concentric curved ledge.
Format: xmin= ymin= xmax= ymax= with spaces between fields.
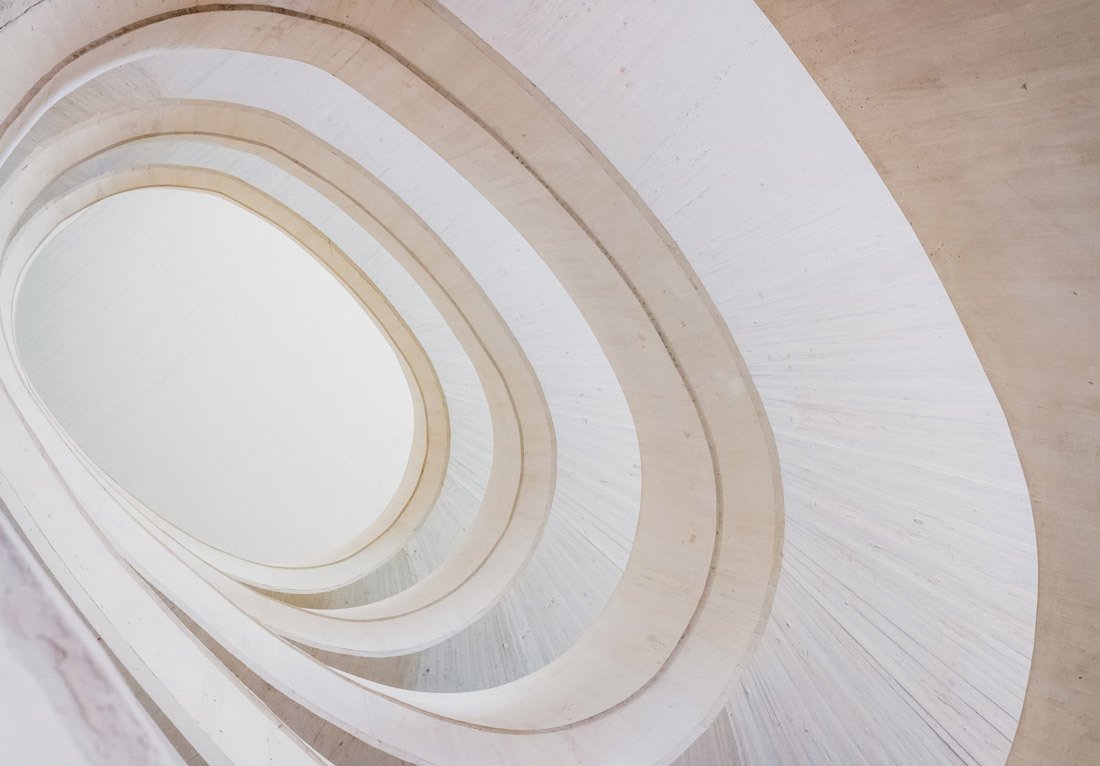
xmin=0 ymin=2 xmax=1052 ymax=765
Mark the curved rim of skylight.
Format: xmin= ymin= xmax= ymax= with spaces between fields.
xmin=10 ymin=186 xmax=433 ymax=568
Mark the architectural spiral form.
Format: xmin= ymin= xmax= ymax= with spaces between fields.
xmin=0 ymin=1 xmax=1094 ymax=765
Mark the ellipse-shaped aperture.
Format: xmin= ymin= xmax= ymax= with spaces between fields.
xmin=15 ymin=188 xmax=415 ymax=566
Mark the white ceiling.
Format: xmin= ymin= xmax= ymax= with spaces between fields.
xmin=15 ymin=187 xmax=415 ymax=565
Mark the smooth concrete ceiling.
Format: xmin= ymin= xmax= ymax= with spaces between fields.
xmin=15 ymin=187 xmax=416 ymax=566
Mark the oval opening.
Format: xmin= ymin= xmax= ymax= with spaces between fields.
xmin=15 ymin=187 xmax=415 ymax=566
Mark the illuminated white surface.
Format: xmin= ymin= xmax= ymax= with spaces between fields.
xmin=16 ymin=188 xmax=415 ymax=566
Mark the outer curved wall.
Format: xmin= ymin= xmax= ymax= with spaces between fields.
xmin=751 ymin=3 xmax=1100 ymax=763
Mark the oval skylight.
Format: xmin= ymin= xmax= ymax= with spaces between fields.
xmin=15 ymin=188 xmax=416 ymax=566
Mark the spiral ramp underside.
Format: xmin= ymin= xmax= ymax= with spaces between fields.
xmin=2 ymin=1 xmax=1080 ymax=765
